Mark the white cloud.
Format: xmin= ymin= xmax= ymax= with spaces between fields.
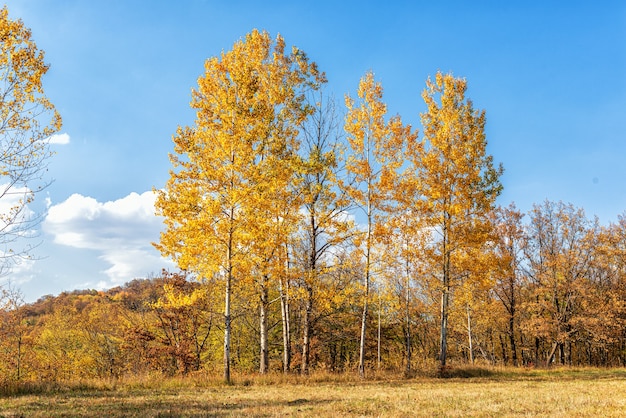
xmin=47 ymin=133 xmax=71 ymax=145
xmin=44 ymin=191 xmax=174 ymax=287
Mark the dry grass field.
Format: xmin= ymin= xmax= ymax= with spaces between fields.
xmin=1 ymin=367 xmax=625 ymax=417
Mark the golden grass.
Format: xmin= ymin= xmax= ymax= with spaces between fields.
xmin=1 ymin=367 xmax=625 ymax=417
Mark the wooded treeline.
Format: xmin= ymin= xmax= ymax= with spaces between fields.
xmin=2 ymin=28 xmax=626 ymax=385
xmin=2 ymin=202 xmax=626 ymax=385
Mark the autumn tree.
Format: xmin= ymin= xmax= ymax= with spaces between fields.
xmin=491 ymin=204 xmax=526 ymax=366
xmin=585 ymin=214 xmax=626 ymax=365
xmin=0 ymin=283 xmax=27 ymax=382
xmin=343 ymin=71 xmax=414 ymax=377
xmin=523 ymin=201 xmax=597 ymax=365
xmin=155 ymin=30 xmax=322 ymax=382
xmin=296 ymin=90 xmax=352 ymax=374
xmin=246 ymin=122 xmax=301 ymax=374
xmin=31 ymin=292 xmax=121 ymax=381
xmin=378 ymin=200 xmax=427 ymax=374
xmin=150 ymin=271 xmax=216 ymax=374
xmin=416 ymin=71 xmax=502 ymax=372
xmin=388 ymin=101 xmax=427 ymax=374
xmin=75 ymin=293 xmax=125 ymax=378
xmin=0 ymin=7 xmax=62 ymax=273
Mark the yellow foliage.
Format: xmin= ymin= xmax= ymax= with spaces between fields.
xmin=154 ymin=29 xmax=323 ymax=381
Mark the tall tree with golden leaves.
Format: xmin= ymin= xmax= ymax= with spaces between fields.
xmin=0 ymin=7 xmax=62 ymax=273
xmin=155 ymin=30 xmax=322 ymax=383
xmin=417 ymin=72 xmax=502 ymax=372
xmin=344 ymin=71 xmax=414 ymax=377
xmin=297 ymin=90 xmax=351 ymax=374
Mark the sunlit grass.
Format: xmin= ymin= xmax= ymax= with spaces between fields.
xmin=1 ymin=367 xmax=625 ymax=417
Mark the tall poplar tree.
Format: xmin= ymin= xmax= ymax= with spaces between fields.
xmin=155 ymin=30 xmax=322 ymax=383
xmin=297 ymin=91 xmax=351 ymax=374
xmin=417 ymin=71 xmax=502 ymax=372
xmin=344 ymin=71 xmax=414 ymax=377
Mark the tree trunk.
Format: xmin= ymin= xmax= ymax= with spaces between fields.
xmin=279 ymin=273 xmax=291 ymax=373
xmin=439 ymin=288 xmax=449 ymax=369
xmin=404 ymin=258 xmax=411 ymax=376
xmin=547 ymin=341 xmax=559 ymax=366
xmin=358 ymin=201 xmax=372 ymax=378
xmin=508 ymin=275 xmax=518 ymax=366
xmin=439 ymin=213 xmax=451 ymax=373
xmin=467 ymin=304 xmax=474 ymax=364
xmin=499 ymin=334 xmax=509 ymax=365
xmin=509 ymin=309 xmax=518 ymax=366
xmin=259 ymin=277 xmax=269 ymax=374
xmin=377 ymin=296 xmax=382 ymax=369
xmin=405 ymin=302 xmax=412 ymax=376
xmin=301 ymin=285 xmax=313 ymax=374
xmin=302 ymin=210 xmax=317 ymax=375
xmin=224 ymin=244 xmax=233 ymax=384
xmin=223 ymin=211 xmax=237 ymax=384
xmin=534 ymin=336 xmax=540 ymax=365
xmin=358 ymin=297 xmax=368 ymax=377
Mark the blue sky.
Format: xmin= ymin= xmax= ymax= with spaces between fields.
xmin=2 ymin=1 xmax=626 ymax=301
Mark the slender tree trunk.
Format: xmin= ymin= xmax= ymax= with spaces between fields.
xmin=224 ymin=235 xmax=233 ymax=384
xmin=439 ymin=288 xmax=449 ymax=369
xmin=467 ymin=304 xmax=474 ymax=364
xmin=439 ymin=213 xmax=451 ymax=375
xmin=509 ymin=312 xmax=518 ymax=366
xmin=508 ymin=280 xmax=518 ymax=366
xmin=568 ymin=341 xmax=572 ymax=366
xmin=489 ymin=329 xmax=496 ymax=364
xmin=499 ymin=334 xmax=509 ymax=365
xmin=535 ymin=337 xmax=540 ymax=365
xmin=259 ymin=277 xmax=269 ymax=374
xmin=358 ymin=207 xmax=372 ymax=378
xmin=279 ymin=272 xmax=291 ymax=373
xmin=377 ymin=297 xmax=381 ymax=369
xmin=302 ymin=211 xmax=317 ymax=374
xmin=547 ymin=341 xmax=559 ymax=366
xmin=404 ymin=255 xmax=412 ymax=376
xmin=439 ymin=216 xmax=451 ymax=372
xmin=301 ymin=286 xmax=313 ymax=374
xmin=359 ymin=296 xmax=369 ymax=377
xmin=405 ymin=282 xmax=412 ymax=375
xmin=359 ymin=237 xmax=370 ymax=377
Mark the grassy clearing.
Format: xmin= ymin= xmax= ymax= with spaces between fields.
xmin=1 ymin=367 xmax=625 ymax=417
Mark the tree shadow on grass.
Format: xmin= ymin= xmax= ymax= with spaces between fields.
xmin=0 ymin=391 xmax=336 ymax=418
xmin=437 ymin=366 xmax=496 ymax=379
xmin=155 ymin=397 xmax=335 ymax=417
